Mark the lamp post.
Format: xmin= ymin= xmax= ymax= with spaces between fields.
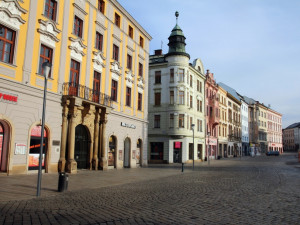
xmin=207 ymin=131 xmax=210 ymax=165
xmin=37 ymin=62 xmax=52 ymax=197
xmin=191 ymin=124 xmax=195 ymax=170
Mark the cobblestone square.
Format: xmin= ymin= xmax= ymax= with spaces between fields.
xmin=0 ymin=154 xmax=299 ymax=225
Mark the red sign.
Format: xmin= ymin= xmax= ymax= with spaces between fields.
xmin=174 ymin=142 xmax=181 ymax=149
xmin=31 ymin=126 xmax=47 ymax=137
xmin=0 ymin=92 xmax=18 ymax=103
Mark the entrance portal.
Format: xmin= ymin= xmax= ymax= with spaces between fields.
xmin=0 ymin=122 xmax=6 ymax=172
xmin=136 ymin=139 xmax=142 ymax=165
xmin=75 ymin=125 xmax=90 ymax=169
xmin=124 ymin=137 xmax=131 ymax=168
xmin=108 ymin=136 xmax=116 ymax=167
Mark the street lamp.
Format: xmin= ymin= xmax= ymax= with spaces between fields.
xmin=191 ymin=124 xmax=195 ymax=170
xmin=36 ymin=62 xmax=52 ymax=197
xmin=207 ymin=131 xmax=210 ymax=165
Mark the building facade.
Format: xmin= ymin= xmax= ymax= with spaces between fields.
xmin=148 ymin=13 xmax=206 ymax=164
xmin=217 ymin=86 xmax=228 ymax=158
xmin=257 ymin=103 xmax=268 ymax=154
xmin=205 ymin=70 xmax=219 ymax=160
xmin=0 ymin=0 xmax=151 ymax=175
xmin=283 ymin=122 xmax=300 ymax=151
xmin=239 ymin=96 xmax=249 ymax=156
xmin=267 ymin=108 xmax=283 ymax=153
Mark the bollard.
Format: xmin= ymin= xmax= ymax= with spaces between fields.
xmin=182 ymin=163 xmax=184 ymax=172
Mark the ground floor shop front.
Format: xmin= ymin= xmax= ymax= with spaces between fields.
xmin=148 ymin=136 xmax=206 ymax=164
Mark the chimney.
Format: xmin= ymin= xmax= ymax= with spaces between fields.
xmin=154 ymin=49 xmax=162 ymax=55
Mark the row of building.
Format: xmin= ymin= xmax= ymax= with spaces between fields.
xmin=0 ymin=0 xmax=282 ymax=175
xmin=283 ymin=123 xmax=300 ymax=151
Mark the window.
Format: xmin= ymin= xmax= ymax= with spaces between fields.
xmin=190 ymin=75 xmax=193 ymax=87
xmin=155 ymin=92 xmax=161 ymax=106
xmin=139 ymin=36 xmax=144 ymax=48
xmin=127 ymin=54 xmax=132 ymax=70
xmin=139 ymin=63 xmax=143 ymax=76
xmin=190 ymin=95 xmax=193 ymax=108
xmin=93 ymin=71 xmax=101 ymax=102
xmin=38 ymin=45 xmax=53 ymax=77
xmin=179 ymin=91 xmax=184 ymax=105
xmin=179 ymin=114 xmax=184 ymax=128
xmin=170 ymin=68 xmax=174 ymax=82
xmin=138 ymin=93 xmax=142 ymax=111
xmin=0 ymin=25 xmax=15 ymax=64
xmin=200 ymin=101 xmax=203 ymax=112
xmin=200 ymin=81 xmax=202 ymax=93
xmin=95 ymin=32 xmax=103 ymax=51
xmin=74 ymin=16 xmax=83 ymax=38
xmin=190 ymin=117 xmax=193 ymax=130
xmin=113 ymin=44 xmax=119 ymax=61
xmin=154 ymin=115 xmax=160 ymax=128
xmin=44 ymin=0 xmax=57 ymax=21
xmin=179 ymin=69 xmax=184 ymax=82
xmin=128 ymin=25 xmax=133 ymax=38
xmin=197 ymin=119 xmax=200 ymax=132
xmin=111 ymin=79 xmax=118 ymax=101
xmin=69 ymin=59 xmax=80 ymax=95
xmin=155 ymin=71 xmax=161 ymax=84
xmin=197 ymin=100 xmax=200 ymax=111
xmin=170 ymin=91 xmax=174 ymax=104
xmin=126 ymin=87 xmax=131 ymax=106
xmin=197 ymin=80 xmax=200 ymax=91
xmin=115 ymin=13 xmax=121 ymax=27
xmin=200 ymin=120 xmax=203 ymax=132
xmin=98 ymin=0 xmax=105 ymax=14
xmin=170 ymin=114 xmax=174 ymax=128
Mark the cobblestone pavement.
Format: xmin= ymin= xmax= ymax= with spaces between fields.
xmin=0 ymin=154 xmax=299 ymax=225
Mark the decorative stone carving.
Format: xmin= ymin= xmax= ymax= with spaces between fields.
xmin=69 ymin=37 xmax=87 ymax=62
xmin=0 ymin=0 xmax=27 ymax=30
xmin=38 ymin=19 xmax=61 ymax=47
xmin=137 ymin=76 xmax=145 ymax=93
xmin=92 ymin=51 xmax=106 ymax=73
xmin=110 ymin=61 xmax=122 ymax=80
xmin=125 ymin=70 xmax=134 ymax=87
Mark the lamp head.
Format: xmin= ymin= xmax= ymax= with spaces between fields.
xmin=207 ymin=131 xmax=210 ymax=136
xmin=42 ymin=62 xmax=52 ymax=78
xmin=191 ymin=124 xmax=195 ymax=130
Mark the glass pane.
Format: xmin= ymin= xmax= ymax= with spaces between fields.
xmin=4 ymin=52 xmax=10 ymax=63
xmin=0 ymin=28 xmax=4 ymax=38
xmin=6 ymin=30 xmax=12 ymax=41
xmin=4 ymin=43 xmax=11 ymax=53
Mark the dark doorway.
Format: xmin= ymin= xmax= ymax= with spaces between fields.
xmin=124 ymin=137 xmax=131 ymax=168
xmin=0 ymin=122 xmax=5 ymax=171
xmin=173 ymin=142 xmax=182 ymax=163
xmin=75 ymin=125 xmax=90 ymax=169
xmin=108 ymin=135 xmax=116 ymax=167
xmin=189 ymin=143 xmax=193 ymax=160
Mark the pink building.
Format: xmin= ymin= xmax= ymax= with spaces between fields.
xmin=205 ymin=70 xmax=219 ymax=159
xmin=267 ymin=109 xmax=283 ymax=153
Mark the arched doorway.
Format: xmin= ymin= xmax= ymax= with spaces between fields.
xmin=0 ymin=122 xmax=6 ymax=172
xmin=124 ymin=137 xmax=131 ymax=168
xmin=29 ymin=126 xmax=48 ymax=171
xmin=108 ymin=136 xmax=117 ymax=168
xmin=75 ymin=125 xmax=90 ymax=169
xmin=136 ymin=139 xmax=142 ymax=165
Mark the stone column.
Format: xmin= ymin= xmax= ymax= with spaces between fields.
xmin=100 ymin=110 xmax=109 ymax=170
xmin=58 ymin=100 xmax=69 ymax=172
xmin=93 ymin=109 xmax=101 ymax=170
xmin=66 ymin=107 xmax=78 ymax=173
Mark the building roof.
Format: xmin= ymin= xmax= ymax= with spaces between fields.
xmin=218 ymin=82 xmax=240 ymax=102
xmin=286 ymin=122 xmax=300 ymax=129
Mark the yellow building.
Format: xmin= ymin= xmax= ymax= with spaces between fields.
xmin=0 ymin=0 xmax=151 ymax=175
xmin=257 ymin=103 xmax=268 ymax=153
xmin=217 ymin=85 xmax=228 ymax=158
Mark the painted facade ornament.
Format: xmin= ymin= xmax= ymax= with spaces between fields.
xmin=110 ymin=61 xmax=122 ymax=80
xmin=38 ymin=19 xmax=61 ymax=47
xmin=69 ymin=37 xmax=87 ymax=62
xmin=0 ymin=0 xmax=27 ymax=30
xmin=125 ymin=70 xmax=134 ymax=84
xmin=92 ymin=51 xmax=106 ymax=73
xmin=137 ymin=76 xmax=145 ymax=92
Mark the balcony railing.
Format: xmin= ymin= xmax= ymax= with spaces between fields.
xmin=62 ymin=82 xmax=112 ymax=107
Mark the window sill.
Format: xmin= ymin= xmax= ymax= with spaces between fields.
xmin=0 ymin=61 xmax=17 ymax=68
xmin=41 ymin=14 xmax=59 ymax=25
xmin=36 ymin=73 xmax=54 ymax=80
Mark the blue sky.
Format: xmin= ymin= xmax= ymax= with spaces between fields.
xmin=118 ymin=0 xmax=300 ymax=128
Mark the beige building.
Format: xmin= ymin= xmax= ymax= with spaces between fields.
xmin=257 ymin=103 xmax=268 ymax=153
xmin=217 ymin=86 xmax=228 ymax=157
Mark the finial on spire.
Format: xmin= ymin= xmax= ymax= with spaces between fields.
xmin=175 ymin=11 xmax=179 ymax=24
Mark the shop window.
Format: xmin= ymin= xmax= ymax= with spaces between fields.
xmin=150 ymin=142 xmax=163 ymax=160
xmin=29 ymin=126 xmax=47 ymax=170
xmin=111 ymin=79 xmax=118 ymax=102
xmin=74 ymin=16 xmax=83 ymax=38
xmin=115 ymin=13 xmax=121 ymax=27
xmin=38 ymin=44 xmax=53 ymax=77
xmin=108 ymin=136 xmax=116 ymax=167
xmin=126 ymin=87 xmax=131 ymax=107
xmin=0 ymin=25 xmax=15 ymax=64
xmin=138 ymin=93 xmax=142 ymax=111
xmin=44 ymin=0 xmax=57 ymax=21
xmin=128 ymin=25 xmax=133 ymax=39
xmin=98 ymin=0 xmax=105 ymax=14
xmin=113 ymin=44 xmax=119 ymax=61
xmin=96 ymin=32 xmax=103 ymax=51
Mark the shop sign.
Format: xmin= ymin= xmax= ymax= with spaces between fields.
xmin=0 ymin=91 xmax=18 ymax=104
xmin=15 ymin=143 xmax=26 ymax=155
xmin=174 ymin=142 xmax=181 ymax=149
xmin=121 ymin=122 xmax=136 ymax=129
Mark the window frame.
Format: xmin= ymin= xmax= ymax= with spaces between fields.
xmin=138 ymin=93 xmax=142 ymax=111
xmin=0 ymin=25 xmax=16 ymax=64
xmin=128 ymin=25 xmax=133 ymax=39
xmin=111 ymin=79 xmax=118 ymax=102
xmin=155 ymin=71 xmax=161 ymax=84
xmin=179 ymin=91 xmax=184 ymax=105
xmin=74 ymin=16 xmax=83 ymax=38
xmin=114 ymin=12 xmax=121 ymax=27
xmin=38 ymin=44 xmax=53 ymax=77
xmin=154 ymin=115 xmax=160 ymax=128
xmin=126 ymin=86 xmax=131 ymax=107
xmin=95 ymin=32 xmax=103 ymax=51
xmin=113 ymin=44 xmax=119 ymax=61
xmin=139 ymin=36 xmax=144 ymax=48
xmin=44 ymin=0 xmax=57 ymax=21
xmin=139 ymin=62 xmax=143 ymax=77
xmin=170 ymin=68 xmax=174 ymax=83
xmin=98 ymin=0 xmax=105 ymax=14
xmin=154 ymin=92 xmax=161 ymax=106
xmin=170 ymin=91 xmax=174 ymax=105
xmin=127 ymin=54 xmax=132 ymax=70
xmin=179 ymin=114 xmax=184 ymax=128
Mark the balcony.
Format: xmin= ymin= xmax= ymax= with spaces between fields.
xmin=62 ymin=82 xmax=112 ymax=107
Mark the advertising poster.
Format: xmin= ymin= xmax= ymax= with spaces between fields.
xmin=28 ymin=154 xmax=45 ymax=167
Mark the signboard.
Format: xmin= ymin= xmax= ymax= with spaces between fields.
xmin=15 ymin=143 xmax=26 ymax=155
xmin=121 ymin=122 xmax=136 ymax=129
xmin=29 ymin=154 xmax=45 ymax=167
xmin=0 ymin=91 xmax=18 ymax=103
xmin=174 ymin=142 xmax=181 ymax=149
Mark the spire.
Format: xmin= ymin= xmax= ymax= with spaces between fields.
xmin=166 ymin=11 xmax=190 ymax=59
